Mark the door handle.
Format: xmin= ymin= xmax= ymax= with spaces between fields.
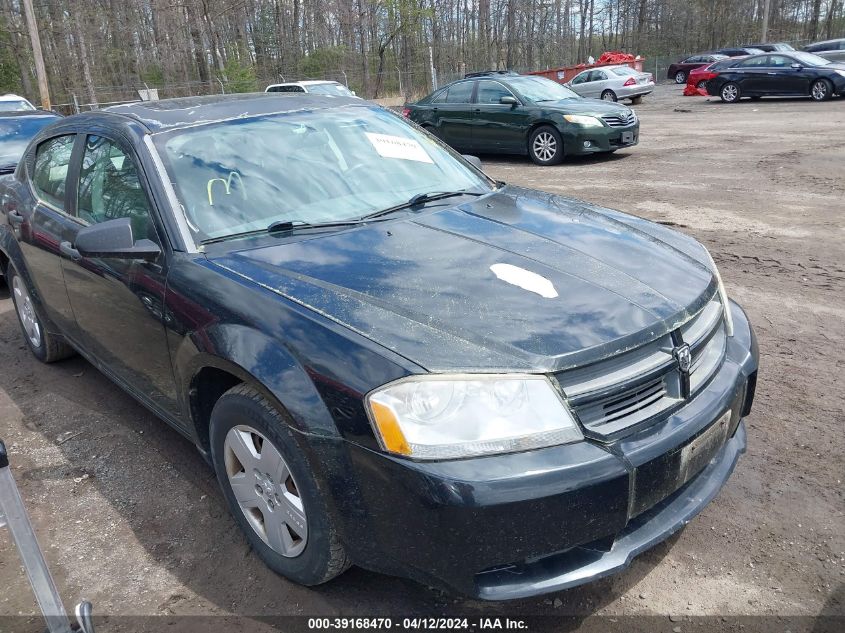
xmin=7 ymin=210 xmax=23 ymax=227
xmin=60 ymin=241 xmax=81 ymax=261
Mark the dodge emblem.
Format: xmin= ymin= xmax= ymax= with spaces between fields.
xmin=673 ymin=343 xmax=692 ymax=374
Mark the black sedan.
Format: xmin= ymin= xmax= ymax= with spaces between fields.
xmin=708 ymin=51 xmax=845 ymax=102
xmin=404 ymin=73 xmax=639 ymax=165
xmin=0 ymin=94 xmax=757 ymax=600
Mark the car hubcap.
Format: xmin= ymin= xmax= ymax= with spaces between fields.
xmin=676 ymin=72 xmax=685 ymax=83
xmin=723 ymin=85 xmax=738 ymax=101
xmin=812 ymin=82 xmax=827 ymax=99
xmin=224 ymin=425 xmax=307 ymax=557
xmin=533 ymin=132 xmax=557 ymax=161
xmin=12 ymin=276 xmax=41 ymax=349
xmin=602 ymin=92 xmax=613 ymax=101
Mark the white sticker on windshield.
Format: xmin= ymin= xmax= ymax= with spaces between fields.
xmin=365 ymin=132 xmax=433 ymax=163
xmin=490 ymin=263 xmax=559 ymax=299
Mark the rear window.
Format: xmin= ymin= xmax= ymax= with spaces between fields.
xmin=611 ymin=67 xmax=636 ymax=76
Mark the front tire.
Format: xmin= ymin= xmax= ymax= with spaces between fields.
xmin=720 ymin=82 xmax=741 ymax=103
xmin=7 ymin=263 xmax=75 ymax=363
xmin=675 ymin=71 xmax=687 ymax=84
xmin=810 ymin=79 xmax=832 ymax=101
xmin=528 ymin=125 xmax=564 ymax=166
xmin=210 ymin=384 xmax=350 ymax=586
xmin=601 ymin=89 xmax=617 ymax=102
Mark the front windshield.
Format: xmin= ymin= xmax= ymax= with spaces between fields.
xmin=0 ymin=116 xmax=59 ymax=167
xmin=506 ymin=76 xmax=580 ymax=102
xmin=0 ymin=100 xmax=36 ymax=112
xmin=791 ymin=51 xmax=831 ymax=66
xmin=154 ymin=105 xmax=491 ymax=242
xmin=308 ymin=83 xmax=355 ymax=97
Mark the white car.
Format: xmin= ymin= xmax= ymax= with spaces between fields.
xmin=566 ymin=66 xmax=655 ymax=103
xmin=264 ymin=80 xmax=357 ymax=97
xmin=0 ymin=94 xmax=37 ymax=112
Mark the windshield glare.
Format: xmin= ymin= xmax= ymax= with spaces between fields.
xmin=792 ymin=51 xmax=831 ymax=66
xmin=507 ymin=76 xmax=580 ymax=102
xmin=0 ymin=100 xmax=36 ymax=112
xmin=155 ymin=106 xmax=490 ymax=241
xmin=308 ymin=83 xmax=355 ymax=97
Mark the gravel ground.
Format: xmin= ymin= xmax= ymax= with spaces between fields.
xmin=1 ymin=83 xmax=843 ymax=632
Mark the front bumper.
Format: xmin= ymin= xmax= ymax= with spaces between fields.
xmin=331 ymin=302 xmax=757 ymax=599
xmin=564 ymin=122 xmax=640 ymax=155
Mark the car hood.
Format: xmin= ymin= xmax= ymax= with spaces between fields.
xmin=208 ymin=186 xmax=717 ymax=373
xmin=537 ymin=98 xmax=635 ymax=117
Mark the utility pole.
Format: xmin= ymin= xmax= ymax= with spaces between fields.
xmin=22 ymin=0 xmax=50 ymax=110
xmin=761 ymin=0 xmax=771 ymax=42
xmin=429 ymin=46 xmax=438 ymax=91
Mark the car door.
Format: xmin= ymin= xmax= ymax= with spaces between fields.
xmin=471 ymin=80 xmax=526 ymax=153
xmin=569 ymin=70 xmax=592 ymax=97
xmin=589 ymin=70 xmax=611 ymax=97
xmin=14 ymin=133 xmax=81 ymax=334
xmin=733 ymin=55 xmax=771 ymax=93
xmin=429 ymin=81 xmax=475 ymax=151
xmin=59 ymin=133 xmax=180 ymax=417
xmin=765 ymin=55 xmax=810 ymax=94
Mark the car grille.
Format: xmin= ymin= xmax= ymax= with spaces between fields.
xmin=602 ymin=112 xmax=637 ymax=127
xmin=555 ymin=293 xmax=727 ymax=437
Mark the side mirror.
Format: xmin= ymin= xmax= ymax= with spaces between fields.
xmin=791 ymin=63 xmax=802 ymax=69
xmin=499 ymin=95 xmax=518 ymax=106
xmin=462 ymin=155 xmax=482 ymax=171
xmin=75 ymin=217 xmax=161 ymax=262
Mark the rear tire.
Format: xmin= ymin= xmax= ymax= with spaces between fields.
xmin=810 ymin=79 xmax=832 ymax=101
xmin=720 ymin=82 xmax=741 ymax=103
xmin=601 ymin=89 xmax=617 ymax=102
xmin=528 ymin=125 xmax=564 ymax=166
xmin=7 ymin=263 xmax=75 ymax=363
xmin=675 ymin=71 xmax=687 ymax=84
xmin=696 ymin=80 xmax=706 ymax=90
xmin=210 ymin=384 xmax=350 ymax=586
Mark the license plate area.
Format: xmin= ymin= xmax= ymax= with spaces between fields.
xmin=621 ymin=131 xmax=635 ymax=144
xmin=629 ymin=410 xmax=733 ymax=517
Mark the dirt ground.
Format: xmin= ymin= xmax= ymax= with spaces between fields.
xmin=1 ymin=84 xmax=843 ymax=632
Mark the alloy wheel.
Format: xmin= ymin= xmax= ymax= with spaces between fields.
xmin=532 ymin=132 xmax=557 ymax=162
xmin=811 ymin=81 xmax=828 ymax=101
xmin=12 ymin=275 xmax=42 ymax=349
xmin=722 ymin=84 xmax=739 ymax=102
xmin=224 ymin=424 xmax=308 ymax=557
xmin=675 ymin=71 xmax=686 ymax=84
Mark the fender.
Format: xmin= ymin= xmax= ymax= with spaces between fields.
xmin=174 ymin=323 xmax=342 ymax=441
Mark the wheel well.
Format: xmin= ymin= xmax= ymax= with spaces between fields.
xmin=0 ymin=250 xmax=8 ymax=279
xmin=190 ymin=367 xmax=243 ymax=452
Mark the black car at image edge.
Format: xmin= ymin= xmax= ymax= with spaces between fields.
xmin=0 ymin=93 xmax=757 ymax=600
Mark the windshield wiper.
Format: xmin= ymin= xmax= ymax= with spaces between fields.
xmin=361 ymin=190 xmax=484 ymax=221
xmin=200 ymin=219 xmax=365 ymax=245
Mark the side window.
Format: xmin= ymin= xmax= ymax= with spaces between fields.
xmin=683 ymin=57 xmax=697 ymax=64
xmin=31 ymin=135 xmax=75 ymax=210
xmin=430 ymin=88 xmax=448 ymax=103
xmin=475 ymin=80 xmax=514 ymax=104
xmin=571 ymin=72 xmax=588 ymax=85
xmin=593 ymin=70 xmax=608 ymax=81
xmin=739 ymin=56 xmax=768 ymax=67
xmin=445 ymin=81 xmax=474 ymax=103
xmin=769 ymin=55 xmax=791 ymax=67
xmin=76 ymin=136 xmax=158 ymax=243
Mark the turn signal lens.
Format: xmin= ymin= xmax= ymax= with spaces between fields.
xmin=369 ymin=401 xmax=412 ymax=456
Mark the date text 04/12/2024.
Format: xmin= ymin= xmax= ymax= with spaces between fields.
xmin=307 ymin=618 xmax=528 ymax=630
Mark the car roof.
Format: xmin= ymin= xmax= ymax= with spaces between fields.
xmin=0 ymin=93 xmax=32 ymax=101
xmin=268 ymin=80 xmax=340 ymax=87
xmin=101 ymin=92 xmax=366 ymax=133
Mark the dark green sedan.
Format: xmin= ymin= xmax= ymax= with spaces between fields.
xmin=403 ymin=72 xmax=640 ymax=165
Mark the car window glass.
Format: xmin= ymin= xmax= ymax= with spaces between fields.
xmin=768 ymin=55 xmax=792 ymax=67
xmin=430 ymin=88 xmax=447 ymax=103
xmin=31 ymin=134 xmax=75 ymax=210
xmin=445 ymin=81 xmax=473 ymax=103
xmin=475 ymin=80 xmax=514 ymax=104
xmin=571 ymin=73 xmax=588 ymax=84
xmin=738 ymin=56 xmax=768 ymax=67
xmin=77 ymin=135 xmax=157 ymax=242
xmin=684 ymin=57 xmax=698 ymax=63
xmin=593 ymin=70 xmax=607 ymax=80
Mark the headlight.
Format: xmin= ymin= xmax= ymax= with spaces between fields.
xmin=704 ymin=249 xmax=734 ymax=337
xmin=835 ymin=70 xmax=845 ymax=78
xmin=563 ymin=114 xmax=603 ymax=127
xmin=366 ymin=375 xmax=583 ymax=460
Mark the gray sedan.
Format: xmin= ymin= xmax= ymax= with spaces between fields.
xmin=567 ymin=65 xmax=655 ymax=103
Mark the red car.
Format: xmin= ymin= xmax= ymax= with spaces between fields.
xmin=667 ymin=54 xmax=728 ymax=84
xmin=686 ymin=57 xmax=748 ymax=93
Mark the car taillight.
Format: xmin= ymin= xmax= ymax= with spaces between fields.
xmin=401 ymin=107 xmax=411 ymax=118
xmin=623 ymin=77 xmax=636 ymax=86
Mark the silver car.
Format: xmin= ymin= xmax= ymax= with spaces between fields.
xmin=566 ymin=65 xmax=655 ymax=103
xmin=803 ymin=38 xmax=845 ymax=62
